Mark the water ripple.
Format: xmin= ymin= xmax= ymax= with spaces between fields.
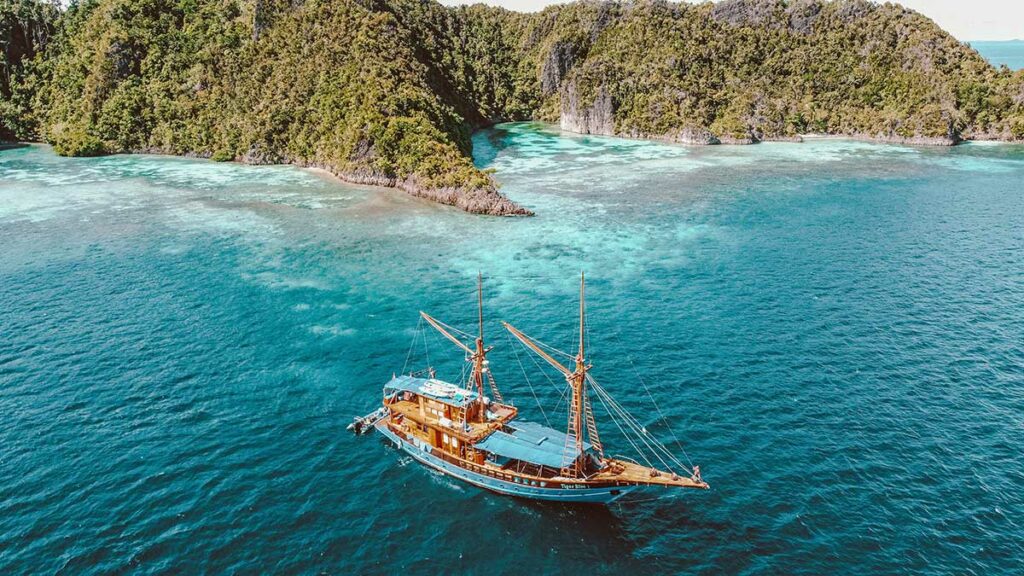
xmin=2 ymin=130 xmax=1024 ymax=573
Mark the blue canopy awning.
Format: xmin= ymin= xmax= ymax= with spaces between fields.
xmin=476 ymin=420 xmax=593 ymax=469
xmin=383 ymin=375 xmax=478 ymax=408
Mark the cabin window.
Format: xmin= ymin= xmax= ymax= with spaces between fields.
xmin=442 ymin=433 xmax=449 ymax=444
xmin=540 ymin=482 xmax=547 ymax=487
xmin=451 ymin=438 xmax=458 ymax=448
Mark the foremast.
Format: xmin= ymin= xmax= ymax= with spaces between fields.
xmin=420 ymin=273 xmax=503 ymax=423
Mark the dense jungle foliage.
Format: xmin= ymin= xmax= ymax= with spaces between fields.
xmin=2 ymin=0 xmax=1023 ymax=211
xmin=1 ymin=0 xmax=59 ymax=141
xmin=529 ymin=0 xmax=1024 ymax=143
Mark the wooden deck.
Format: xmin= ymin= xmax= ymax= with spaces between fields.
xmin=387 ymin=400 xmax=515 ymax=443
xmin=594 ymin=458 xmax=708 ymax=489
xmin=384 ymin=402 xmax=706 ymax=490
xmin=382 ymin=413 xmax=707 ymax=490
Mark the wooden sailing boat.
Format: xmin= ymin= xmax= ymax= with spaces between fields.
xmin=355 ymin=273 xmax=708 ymax=504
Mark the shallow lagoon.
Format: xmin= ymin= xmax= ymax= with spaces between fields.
xmin=2 ymin=126 xmax=1023 ymax=574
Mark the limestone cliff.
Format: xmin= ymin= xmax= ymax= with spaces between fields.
xmin=530 ymin=0 xmax=1023 ymax=147
xmin=559 ymin=81 xmax=615 ymax=136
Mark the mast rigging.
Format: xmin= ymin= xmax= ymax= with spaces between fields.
xmin=420 ymin=273 xmax=503 ymax=420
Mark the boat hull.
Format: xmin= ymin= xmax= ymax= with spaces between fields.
xmin=377 ymin=422 xmax=634 ymax=504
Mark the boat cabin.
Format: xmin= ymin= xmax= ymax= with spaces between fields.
xmin=382 ymin=375 xmax=604 ymax=478
xmin=382 ymin=375 xmax=517 ymax=457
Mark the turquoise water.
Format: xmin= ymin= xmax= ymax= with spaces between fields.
xmin=972 ymin=40 xmax=1024 ymax=70
xmin=2 ymin=126 xmax=1024 ymax=574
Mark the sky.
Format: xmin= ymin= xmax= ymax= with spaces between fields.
xmin=437 ymin=0 xmax=1024 ymax=41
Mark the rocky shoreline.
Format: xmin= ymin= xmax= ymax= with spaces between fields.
xmin=123 ymin=146 xmax=533 ymax=217
xmin=556 ymin=82 xmax=985 ymax=148
xmin=10 ymin=121 xmax=1020 ymax=220
xmin=555 ymin=121 xmax=977 ymax=148
xmin=322 ymin=168 xmax=532 ymax=217
xmin=561 ymin=87 xmax=983 ymax=146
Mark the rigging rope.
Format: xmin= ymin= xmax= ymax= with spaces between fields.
xmin=501 ymin=313 xmax=695 ymax=476
xmin=517 ymin=331 xmax=572 ymax=417
xmin=401 ymin=316 xmax=423 ymax=375
xmin=429 ymin=315 xmax=476 ymax=342
xmin=613 ymin=333 xmax=696 ymax=470
xmin=588 ymin=374 xmax=692 ymax=475
xmin=458 ymin=359 xmax=469 ymax=389
xmin=505 ymin=329 xmax=551 ymax=427
xmin=551 ymin=380 xmax=570 ymax=421
xmin=523 ymin=330 xmax=576 ymax=361
xmin=588 ymin=377 xmax=679 ymax=474
xmin=589 ymin=382 xmax=655 ymax=469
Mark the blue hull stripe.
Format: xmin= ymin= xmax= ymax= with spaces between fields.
xmin=377 ymin=424 xmax=632 ymax=504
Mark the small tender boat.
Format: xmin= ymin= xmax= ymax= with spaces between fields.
xmin=356 ymin=273 xmax=708 ymax=504
xmin=347 ymin=407 xmax=387 ymax=435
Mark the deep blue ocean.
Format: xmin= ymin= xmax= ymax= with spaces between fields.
xmin=2 ymin=125 xmax=1023 ymax=574
xmin=973 ymin=40 xmax=1024 ymax=70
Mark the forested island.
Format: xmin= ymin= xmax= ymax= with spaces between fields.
xmin=3 ymin=0 xmax=1023 ymax=215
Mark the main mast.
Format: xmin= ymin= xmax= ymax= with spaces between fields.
xmin=565 ymin=272 xmax=603 ymax=477
xmin=502 ymin=272 xmax=603 ymax=478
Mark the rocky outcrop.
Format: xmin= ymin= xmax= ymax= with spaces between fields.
xmin=240 ymin=142 xmax=284 ymax=165
xmin=711 ymin=0 xmax=780 ymax=28
xmin=786 ymin=0 xmax=822 ymax=35
xmin=332 ymin=169 xmax=531 ymax=216
xmin=588 ymin=0 xmax=616 ymax=41
xmin=106 ymin=39 xmax=144 ymax=80
xmin=622 ymin=126 xmax=721 ymax=145
xmin=541 ymin=42 xmax=577 ymax=97
xmin=856 ymin=132 xmax=959 ymax=146
xmin=836 ymin=0 xmax=873 ymax=23
xmin=712 ymin=0 xmax=824 ymax=34
xmin=961 ymin=127 xmax=1020 ymax=142
xmin=717 ymin=134 xmax=760 ymax=145
xmin=763 ymin=135 xmax=805 ymax=143
xmin=659 ymin=126 xmax=722 ymax=145
xmin=559 ymin=81 xmax=615 ymax=135
xmin=867 ymin=113 xmax=962 ymax=146
xmin=396 ymin=178 xmax=533 ymax=216
xmin=255 ymin=158 xmax=531 ymax=216
xmin=252 ymin=0 xmax=269 ymax=41
xmin=163 ymin=140 xmax=534 ymax=216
